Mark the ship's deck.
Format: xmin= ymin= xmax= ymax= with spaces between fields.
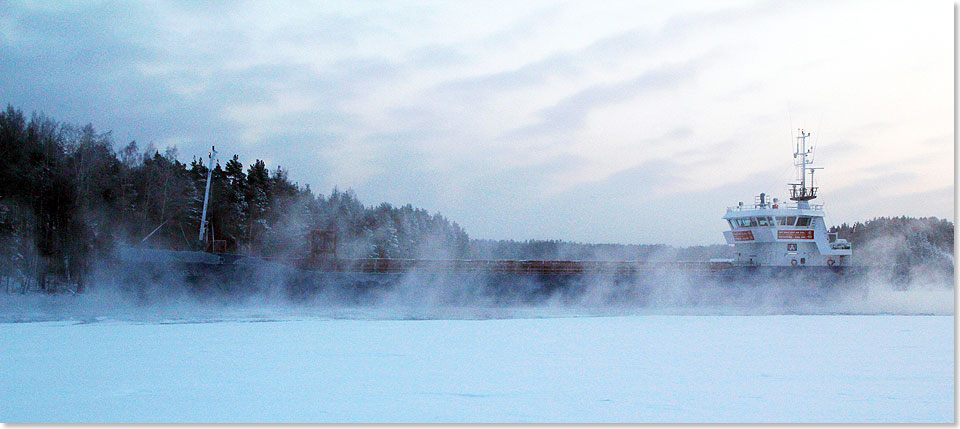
xmin=280 ymin=257 xmax=721 ymax=275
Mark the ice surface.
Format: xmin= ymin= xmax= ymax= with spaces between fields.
xmin=0 ymin=314 xmax=952 ymax=423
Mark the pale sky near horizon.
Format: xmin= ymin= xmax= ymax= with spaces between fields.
xmin=0 ymin=0 xmax=953 ymax=246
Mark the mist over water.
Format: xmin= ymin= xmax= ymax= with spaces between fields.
xmin=0 ymin=258 xmax=952 ymax=324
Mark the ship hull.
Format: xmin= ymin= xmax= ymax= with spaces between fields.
xmin=103 ymin=254 xmax=896 ymax=307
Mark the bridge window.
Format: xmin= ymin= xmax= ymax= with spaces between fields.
xmin=756 ymin=217 xmax=769 ymax=226
xmin=785 ymin=216 xmax=797 ymax=226
xmin=727 ymin=219 xmax=736 ymax=230
xmin=796 ymin=216 xmax=811 ymax=227
xmin=775 ymin=216 xmax=787 ymax=226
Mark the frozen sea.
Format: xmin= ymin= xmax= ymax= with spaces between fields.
xmin=0 ymin=311 xmax=953 ymax=423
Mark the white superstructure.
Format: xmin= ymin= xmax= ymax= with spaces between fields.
xmin=721 ymin=130 xmax=852 ymax=267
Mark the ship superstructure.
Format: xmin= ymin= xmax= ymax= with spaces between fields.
xmin=721 ymin=130 xmax=851 ymax=267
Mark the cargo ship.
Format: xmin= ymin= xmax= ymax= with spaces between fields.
xmin=114 ymin=130 xmax=866 ymax=304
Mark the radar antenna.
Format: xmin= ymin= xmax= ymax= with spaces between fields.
xmin=789 ymin=129 xmax=821 ymax=204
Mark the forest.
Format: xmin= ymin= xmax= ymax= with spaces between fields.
xmin=829 ymin=217 xmax=954 ymax=268
xmin=0 ymin=105 xmax=954 ymax=291
xmin=0 ymin=105 xmax=471 ymax=288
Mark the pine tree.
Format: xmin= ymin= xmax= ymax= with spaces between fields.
xmin=244 ymin=160 xmax=270 ymax=253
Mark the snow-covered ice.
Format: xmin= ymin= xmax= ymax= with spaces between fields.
xmin=0 ymin=314 xmax=952 ymax=423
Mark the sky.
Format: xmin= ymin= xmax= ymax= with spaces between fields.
xmin=0 ymin=0 xmax=953 ymax=246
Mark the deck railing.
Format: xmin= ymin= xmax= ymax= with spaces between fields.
xmin=727 ymin=202 xmax=823 ymax=211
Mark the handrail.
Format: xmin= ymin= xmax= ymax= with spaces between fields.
xmin=727 ymin=203 xmax=823 ymax=211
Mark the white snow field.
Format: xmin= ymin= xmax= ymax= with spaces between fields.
xmin=0 ymin=314 xmax=952 ymax=423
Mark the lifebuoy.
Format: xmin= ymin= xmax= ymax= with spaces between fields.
xmin=826 ymin=258 xmax=835 ymax=266
xmin=791 ymin=259 xmax=798 ymax=266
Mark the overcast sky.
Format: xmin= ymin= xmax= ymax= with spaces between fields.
xmin=0 ymin=0 xmax=953 ymax=246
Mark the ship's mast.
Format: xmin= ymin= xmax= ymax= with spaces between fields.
xmin=198 ymin=146 xmax=217 ymax=246
xmin=790 ymin=129 xmax=820 ymax=205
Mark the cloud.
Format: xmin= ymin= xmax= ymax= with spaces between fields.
xmin=506 ymin=60 xmax=703 ymax=141
xmin=433 ymin=27 xmax=652 ymax=97
xmin=430 ymin=0 xmax=780 ymax=101
xmin=658 ymin=0 xmax=784 ymax=39
xmin=0 ymin=3 xmax=243 ymax=152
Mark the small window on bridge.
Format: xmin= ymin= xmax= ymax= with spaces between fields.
xmin=775 ymin=216 xmax=786 ymax=225
xmin=796 ymin=216 xmax=811 ymax=227
xmin=756 ymin=217 xmax=769 ymax=226
xmin=785 ymin=216 xmax=797 ymax=226
xmin=727 ymin=219 xmax=736 ymax=230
